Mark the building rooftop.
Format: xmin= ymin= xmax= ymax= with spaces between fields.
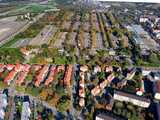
xmin=114 ymin=90 xmax=150 ymax=103
xmin=95 ymin=111 xmax=127 ymax=120
xmin=4 ymin=70 xmax=18 ymax=85
xmin=63 ymin=65 xmax=73 ymax=87
xmin=21 ymin=101 xmax=31 ymax=120
xmin=35 ymin=65 xmax=49 ymax=87
xmin=44 ymin=66 xmax=57 ymax=86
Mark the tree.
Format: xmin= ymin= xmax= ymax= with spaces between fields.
xmin=56 ymin=95 xmax=70 ymax=112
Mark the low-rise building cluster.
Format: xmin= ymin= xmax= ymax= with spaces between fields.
xmin=0 ymin=64 xmax=160 ymax=120
xmin=79 ymin=65 xmax=88 ymax=107
xmin=140 ymin=15 xmax=160 ymax=40
xmin=0 ymin=64 xmax=73 ymax=88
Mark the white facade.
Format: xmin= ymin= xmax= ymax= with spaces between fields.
xmin=21 ymin=102 xmax=31 ymax=120
xmin=140 ymin=18 xmax=148 ymax=23
xmin=114 ymin=92 xmax=150 ymax=108
xmin=0 ymin=93 xmax=8 ymax=120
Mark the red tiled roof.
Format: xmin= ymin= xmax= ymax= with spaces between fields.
xmin=4 ymin=70 xmax=17 ymax=85
xmin=91 ymin=86 xmax=101 ymax=96
xmin=44 ymin=66 xmax=57 ymax=86
xmin=16 ymin=71 xmax=28 ymax=86
xmin=35 ymin=65 xmax=49 ymax=87
xmin=14 ymin=64 xmax=24 ymax=72
xmin=63 ymin=65 xmax=73 ymax=86
xmin=6 ymin=64 xmax=15 ymax=70
xmin=15 ymin=65 xmax=31 ymax=86
xmin=107 ymin=74 xmax=115 ymax=83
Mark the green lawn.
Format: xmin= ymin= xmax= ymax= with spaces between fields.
xmin=0 ymin=81 xmax=7 ymax=90
xmin=0 ymin=48 xmax=24 ymax=63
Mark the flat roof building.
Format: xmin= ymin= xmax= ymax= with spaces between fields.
xmin=95 ymin=111 xmax=127 ymax=120
xmin=114 ymin=90 xmax=150 ymax=108
xmin=21 ymin=101 xmax=31 ymax=120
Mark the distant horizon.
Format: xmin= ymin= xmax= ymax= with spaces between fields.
xmin=96 ymin=0 xmax=160 ymax=3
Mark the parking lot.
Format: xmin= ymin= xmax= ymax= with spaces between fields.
xmin=0 ymin=16 xmax=27 ymax=46
xmin=29 ymin=25 xmax=55 ymax=46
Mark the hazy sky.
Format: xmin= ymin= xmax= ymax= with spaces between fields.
xmin=96 ymin=0 xmax=160 ymax=3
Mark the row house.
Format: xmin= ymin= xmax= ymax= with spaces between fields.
xmin=44 ymin=66 xmax=57 ymax=86
xmin=6 ymin=64 xmax=14 ymax=71
xmin=35 ymin=65 xmax=50 ymax=87
xmin=15 ymin=64 xmax=31 ymax=86
xmin=79 ymin=66 xmax=88 ymax=107
xmin=79 ymin=71 xmax=85 ymax=107
xmin=4 ymin=64 xmax=26 ymax=85
xmin=14 ymin=64 xmax=24 ymax=72
xmin=63 ymin=65 xmax=73 ymax=87
xmin=0 ymin=64 xmax=5 ymax=72
xmin=105 ymin=66 xmax=113 ymax=73
xmin=126 ymin=68 xmax=136 ymax=80
xmin=57 ymin=65 xmax=65 ymax=72
xmin=91 ymin=74 xmax=115 ymax=96
xmin=4 ymin=70 xmax=17 ymax=85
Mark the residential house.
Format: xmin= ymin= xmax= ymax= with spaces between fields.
xmin=113 ymin=90 xmax=150 ymax=108
xmin=94 ymin=65 xmax=101 ymax=74
xmin=126 ymin=68 xmax=136 ymax=80
xmin=91 ymin=86 xmax=101 ymax=96
xmin=4 ymin=70 xmax=18 ymax=85
xmin=139 ymin=17 xmax=148 ymax=23
xmin=79 ymin=71 xmax=85 ymax=107
xmin=80 ymin=65 xmax=88 ymax=72
xmin=79 ymin=98 xmax=85 ymax=107
xmin=6 ymin=64 xmax=15 ymax=71
xmin=0 ymin=64 xmax=5 ymax=72
xmin=79 ymin=66 xmax=88 ymax=107
xmin=14 ymin=64 xmax=24 ymax=72
xmin=91 ymin=74 xmax=114 ymax=96
xmin=107 ymin=74 xmax=115 ymax=83
xmin=44 ymin=66 xmax=57 ymax=86
xmin=63 ymin=65 xmax=73 ymax=87
xmin=35 ymin=65 xmax=49 ymax=87
xmin=95 ymin=111 xmax=127 ymax=120
xmin=105 ymin=66 xmax=113 ymax=73
xmin=15 ymin=64 xmax=31 ymax=86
